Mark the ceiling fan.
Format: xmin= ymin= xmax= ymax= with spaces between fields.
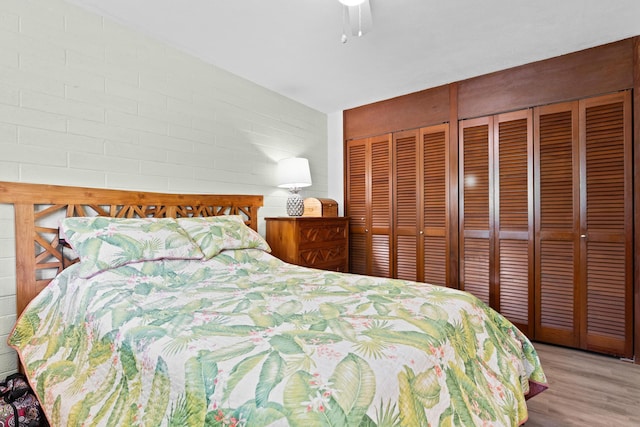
xmin=338 ymin=0 xmax=372 ymax=43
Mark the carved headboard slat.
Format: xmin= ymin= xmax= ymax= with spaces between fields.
xmin=34 ymin=231 xmax=61 ymax=263
xmin=0 ymin=181 xmax=264 ymax=315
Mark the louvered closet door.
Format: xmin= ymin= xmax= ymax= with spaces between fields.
xmin=535 ymin=91 xmax=632 ymax=357
xmin=394 ymin=130 xmax=420 ymax=280
xmin=346 ymin=134 xmax=393 ymax=277
xmin=422 ymin=124 xmax=449 ymax=287
xmin=393 ymin=125 xmax=450 ymax=285
xmin=346 ymin=138 xmax=368 ymax=275
xmin=370 ymin=135 xmax=393 ymax=277
xmin=494 ymin=111 xmax=533 ymax=335
xmin=535 ymin=102 xmax=580 ymax=347
xmin=580 ymin=92 xmax=632 ymax=357
xmin=460 ymin=117 xmax=492 ymax=304
xmin=460 ymin=112 xmax=532 ymax=329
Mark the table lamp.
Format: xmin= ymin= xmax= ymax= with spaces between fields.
xmin=277 ymin=157 xmax=312 ymax=216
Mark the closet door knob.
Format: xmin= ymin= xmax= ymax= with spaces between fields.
xmin=580 ymin=234 xmax=587 ymax=238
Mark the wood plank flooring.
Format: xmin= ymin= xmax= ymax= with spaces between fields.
xmin=524 ymin=343 xmax=640 ymax=426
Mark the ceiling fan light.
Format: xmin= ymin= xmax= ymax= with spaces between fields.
xmin=339 ymin=0 xmax=366 ymax=6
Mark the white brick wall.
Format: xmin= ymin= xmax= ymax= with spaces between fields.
xmin=0 ymin=0 xmax=328 ymax=377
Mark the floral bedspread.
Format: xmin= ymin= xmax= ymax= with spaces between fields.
xmin=10 ymin=249 xmax=546 ymax=426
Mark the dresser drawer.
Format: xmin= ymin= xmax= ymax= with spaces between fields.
xmin=298 ymin=222 xmax=348 ymax=246
xmin=299 ymin=243 xmax=348 ymax=269
xmin=265 ymin=217 xmax=349 ymax=272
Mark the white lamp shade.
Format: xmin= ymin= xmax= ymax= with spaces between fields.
xmin=339 ymin=0 xmax=366 ymax=6
xmin=277 ymin=158 xmax=312 ymax=189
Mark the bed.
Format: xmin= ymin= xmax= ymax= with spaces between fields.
xmin=1 ymin=181 xmax=547 ymax=426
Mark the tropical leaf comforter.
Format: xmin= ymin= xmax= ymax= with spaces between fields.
xmin=10 ymin=249 xmax=547 ymax=426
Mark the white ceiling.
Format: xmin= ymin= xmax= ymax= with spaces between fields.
xmin=64 ymin=0 xmax=640 ymax=114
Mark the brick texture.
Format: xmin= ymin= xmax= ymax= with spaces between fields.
xmin=0 ymin=0 xmax=328 ymax=375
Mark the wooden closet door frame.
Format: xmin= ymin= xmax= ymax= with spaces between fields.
xmin=634 ymin=37 xmax=640 ymax=363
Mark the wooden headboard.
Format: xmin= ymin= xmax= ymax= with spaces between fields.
xmin=0 ymin=181 xmax=264 ymax=316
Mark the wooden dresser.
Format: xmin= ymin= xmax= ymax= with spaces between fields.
xmin=265 ymin=217 xmax=349 ymax=272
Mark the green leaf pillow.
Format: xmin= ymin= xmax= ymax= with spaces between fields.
xmin=177 ymin=215 xmax=271 ymax=259
xmin=60 ymin=217 xmax=204 ymax=278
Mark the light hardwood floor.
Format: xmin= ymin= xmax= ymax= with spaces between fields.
xmin=524 ymin=343 xmax=640 ymax=426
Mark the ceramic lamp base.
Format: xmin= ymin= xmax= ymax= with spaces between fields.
xmin=286 ymin=190 xmax=304 ymax=216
